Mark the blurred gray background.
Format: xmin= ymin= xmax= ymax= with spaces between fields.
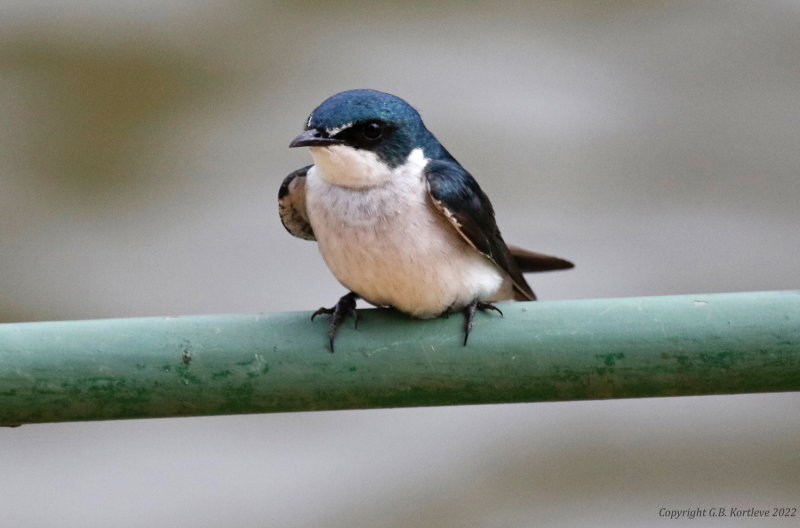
xmin=1 ymin=1 xmax=798 ymax=526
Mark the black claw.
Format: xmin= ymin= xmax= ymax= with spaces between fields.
xmin=477 ymin=301 xmax=503 ymax=318
xmin=462 ymin=299 xmax=503 ymax=346
xmin=311 ymin=292 xmax=359 ymax=352
xmin=311 ymin=307 xmax=334 ymax=321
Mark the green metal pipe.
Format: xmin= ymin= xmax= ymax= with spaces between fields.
xmin=1 ymin=290 xmax=798 ymax=425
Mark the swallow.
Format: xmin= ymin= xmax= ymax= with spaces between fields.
xmin=280 ymin=89 xmax=572 ymax=351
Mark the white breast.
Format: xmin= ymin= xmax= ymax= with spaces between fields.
xmin=304 ymin=147 xmax=508 ymax=318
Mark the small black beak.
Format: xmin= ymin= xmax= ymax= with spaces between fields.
xmin=289 ymin=129 xmax=344 ymax=148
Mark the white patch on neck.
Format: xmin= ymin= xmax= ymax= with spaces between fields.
xmin=309 ymin=145 xmax=426 ymax=189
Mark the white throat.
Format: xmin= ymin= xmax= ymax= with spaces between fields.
xmin=309 ymin=145 xmax=426 ymax=189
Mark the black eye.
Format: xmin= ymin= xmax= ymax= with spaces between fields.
xmin=361 ymin=121 xmax=383 ymax=140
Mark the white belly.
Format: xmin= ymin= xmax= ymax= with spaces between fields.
xmin=304 ymin=161 xmax=506 ymax=318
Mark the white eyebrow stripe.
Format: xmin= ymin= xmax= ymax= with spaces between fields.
xmin=325 ymin=122 xmax=353 ymax=137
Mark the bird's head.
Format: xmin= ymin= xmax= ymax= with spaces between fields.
xmin=290 ymin=89 xmax=446 ymax=188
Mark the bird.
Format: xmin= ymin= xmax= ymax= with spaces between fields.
xmin=279 ymin=89 xmax=572 ymax=352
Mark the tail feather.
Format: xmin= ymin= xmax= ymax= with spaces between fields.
xmin=508 ymin=245 xmax=574 ymax=273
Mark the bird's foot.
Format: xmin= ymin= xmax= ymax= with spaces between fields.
xmin=311 ymin=292 xmax=359 ymax=353
xmin=462 ymin=299 xmax=503 ymax=346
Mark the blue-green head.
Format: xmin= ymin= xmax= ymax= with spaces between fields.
xmin=289 ymin=89 xmax=451 ymax=168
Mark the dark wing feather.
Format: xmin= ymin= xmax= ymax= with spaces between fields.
xmin=278 ymin=165 xmax=316 ymax=241
xmin=508 ymin=245 xmax=574 ymax=273
xmin=424 ymin=159 xmax=536 ymax=301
